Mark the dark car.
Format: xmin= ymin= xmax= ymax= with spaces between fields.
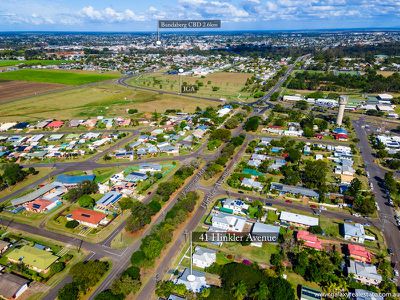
xmin=265 ymin=203 xmax=273 ymax=206
xmin=388 ymin=248 xmax=394 ymax=255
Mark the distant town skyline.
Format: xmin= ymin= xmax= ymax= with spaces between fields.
xmin=0 ymin=0 xmax=399 ymax=31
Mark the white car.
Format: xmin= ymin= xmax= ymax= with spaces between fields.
xmin=353 ymin=213 xmax=361 ymax=217
xmin=394 ymin=270 xmax=399 ymax=277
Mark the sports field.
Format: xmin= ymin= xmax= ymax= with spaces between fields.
xmin=128 ymin=71 xmax=252 ymax=101
xmin=0 ymin=60 xmax=72 ymax=67
xmin=0 ymin=69 xmax=120 ymax=85
xmin=0 ymin=84 xmax=219 ymax=122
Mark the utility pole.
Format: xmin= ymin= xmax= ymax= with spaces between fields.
xmin=178 ymin=68 xmax=184 ymax=94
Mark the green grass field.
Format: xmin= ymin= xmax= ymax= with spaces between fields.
xmin=0 ymin=69 xmax=120 ymax=85
xmin=0 ymin=84 xmax=219 ymax=122
xmin=129 ymin=71 xmax=252 ymax=101
xmin=0 ymin=60 xmax=72 ymax=67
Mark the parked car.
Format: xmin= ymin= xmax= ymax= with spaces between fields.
xmin=265 ymin=203 xmax=273 ymax=206
xmin=394 ymin=269 xmax=399 ymax=277
xmin=388 ymin=248 xmax=393 ymax=255
xmin=352 ymin=213 xmax=361 ymax=217
xmin=344 ymin=219 xmax=353 ymax=223
xmin=285 ymin=200 xmax=292 ymax=204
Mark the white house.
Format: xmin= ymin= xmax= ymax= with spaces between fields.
xmin=223 ymin=199 xmax=249 ymax=214
xmin=280 ymin=211 xmax=319 ymax=228
xmin=343 ymin=223 xmax=365 ymax=243
xmin=176 ymin=269 xmax=208 ymax=293
xmin=192 ymin=246 xmax=217 ymax=268
xmin=347 ymin=260 xmax=382 ymax=286
xmin=212 ymin=212 xmax=247 ymax=232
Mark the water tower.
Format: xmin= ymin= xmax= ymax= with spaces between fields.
xmin=336 ymin=95 xmax=348 ymax=126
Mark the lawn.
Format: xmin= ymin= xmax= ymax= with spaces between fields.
xmin=0 ymin=84 xmax=219 ymax=122
xmin=0 ymin=69 xmax=120 ymax=85
xmin=129 ymin=71 xmax=252 ymax=101
xmin=0 ymin=60 xmax=72 ymax=67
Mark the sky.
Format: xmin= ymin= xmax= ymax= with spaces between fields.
xmin=0 ymin=0 xmax=399 ymax=31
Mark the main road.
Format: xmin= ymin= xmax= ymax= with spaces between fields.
xmin=353 ymin=117 xmax=400 ymax=275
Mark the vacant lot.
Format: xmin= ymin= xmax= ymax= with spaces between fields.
xmin=0 ymin=80 xmax=66 ymax=104
xmin=0 ymin=60 xmax=71 ymax=67
xmin=129 ymin=71 xmax=252 ymax=101
xmin=0 ymin=84 xmax=219 ymax=122
xmin=0 ymin=69 xmax=120 ymax=85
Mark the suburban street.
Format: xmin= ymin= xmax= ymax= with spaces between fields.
xmin=1 ymin=52 xmax=398 ymax=300
xmin=353 ymin=117 xmax=400 ymax=271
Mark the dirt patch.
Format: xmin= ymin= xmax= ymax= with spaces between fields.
xmin=0 ymin=80 xmax=66 ymax=104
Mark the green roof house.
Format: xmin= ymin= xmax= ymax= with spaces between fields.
xmin=7 ymin=245 xmax=59 ymax=273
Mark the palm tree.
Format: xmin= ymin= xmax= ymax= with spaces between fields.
xmin=232 ymin=281 xmax=247 ymax=300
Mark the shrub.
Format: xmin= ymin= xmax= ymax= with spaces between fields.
xmin=65 ymin=220 xmax=79 ymax=229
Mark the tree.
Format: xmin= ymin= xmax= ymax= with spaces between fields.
xmin=118 ymin=198 xmax=134 ymax=210
xmin=303 ymin=160 xmax=328 ymax=190
xmin=58 ymin=282 xmax=79 ymax=300
xmin=232 ymin=281 xmax=247 ymax=300
xmin=95 ymin=290 xmax=124 ymax=300
xmin=270 ymin=91 xmax=280 ymax=101
xmin=244 ymin=116 xmax=260 ymax=132
xmin=70 ymin=260 xmax=110 ymax=292
xmin=303 ymin=127 xmax=314 ymax=138
xmin=225 ymin=117 xmax=239 ymax=129
xmin=353 ymin=194 xmax=376 ymax=215
xmin=1 ymin=163 xmax=26 ymax=186
xmin=384 ymin=172 xmax=397 ymax=193
xmin=251 ymin=281 xmax=270 ymax=300
xmin=50 ymin=261 xmax=65 ymax=274
xmin=308 ymin=225 xmax=323 ymax=235
xmin=123 ymin=266 xmax=141 ymax=280
xmin=287 ymin=148 xmax=302 ymax=163
xmin=294 ymin=100 xmax=308 ymax=110
xmin=210 ymin=129 xmax=231 ymax=142
xmin=281 ymin=165 xmax=301 ymax=185
xmin=131 ymin=251 xmax=146 ymax=267
xmin=111 ymin=275 xmax=141 ymax=296
xmin=346 ymin=178 xmax=362 ymax=197
xmin=141 ymin=237 xmax=164 ymax=260
xmin=78 ymin=195 xmax=95 ymax=208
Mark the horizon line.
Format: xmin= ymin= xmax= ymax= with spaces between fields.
xmin=1 ymin=26 xmax=400 ymax=34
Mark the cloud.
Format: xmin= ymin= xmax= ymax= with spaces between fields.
xmin=0 ymin=0 xmax=399 ymax=28
xmin=79 ymin=6 xmax=145 ymax=22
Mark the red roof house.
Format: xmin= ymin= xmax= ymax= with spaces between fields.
xmin=46 ymin=121 xmax=64 ymax=128
xmin=334 ymin=133 xmax=349 ymax=141
xmin=24 ymin=199 xmax=57 ymax=213
xmin=297 ymin=230 xmax=323 ymax=250
xmin=347 ymin=244 xmax=372 ymax=263
xmin=68 ymin=208 xmax=107 ymax=228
